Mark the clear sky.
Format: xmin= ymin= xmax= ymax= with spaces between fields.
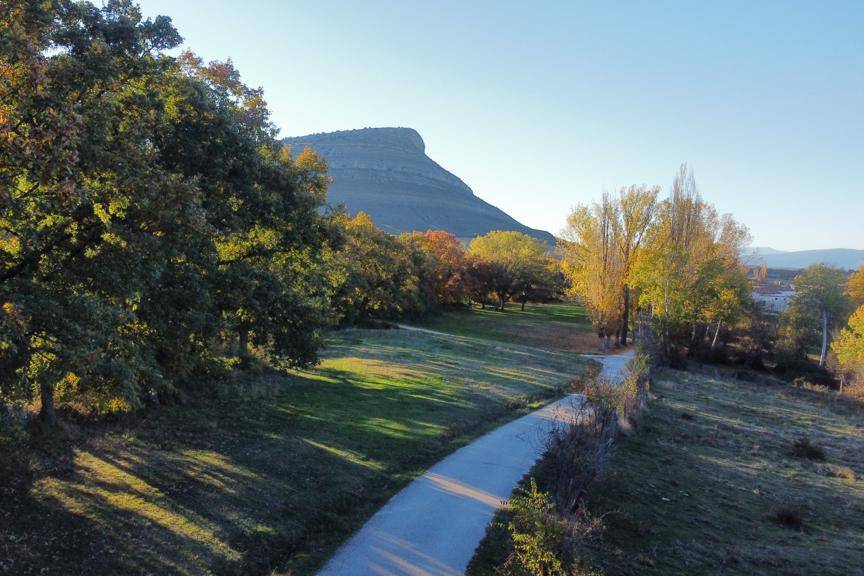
xmin=137 ymin=0 xmax=863 ymax=250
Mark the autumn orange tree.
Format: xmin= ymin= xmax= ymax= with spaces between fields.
xmin=402 ymin=230 xmax=469 ymax=305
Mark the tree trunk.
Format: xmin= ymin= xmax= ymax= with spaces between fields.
xmin=819 ymin=308 xmax=829 ymax=368
xmin=39 ymin=379 xmax=57 ymax=427
xmin=711 ymin=320 xmax=722 ymax=350
xmin=238 ymin=327 xmax=249 ymax=357
xmin=621 ymin=285 xmax=630 ymax=346
xmin=688 ymin=323 xmax=698 ymax=356
xmin=499 ymin=296 xmax=505 ymax=311
xmin=521 ymin=299 xmax=526 ymax=311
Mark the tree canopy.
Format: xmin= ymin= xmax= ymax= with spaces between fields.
xmin=1 ymin=1 xmax=335 ymax=423
xmin=467 ymin=230 xmax=553 ymax=310
xmin=560 ymin=165 xmax=751 ymax=354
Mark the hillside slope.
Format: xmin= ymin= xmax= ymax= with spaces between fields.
xmin=283 ymin=128 xmax=555 ymax=244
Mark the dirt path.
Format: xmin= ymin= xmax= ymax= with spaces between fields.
xmin=316 ymin=351 xmax=633 ymax=576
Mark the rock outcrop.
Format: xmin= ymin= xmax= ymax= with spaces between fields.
xmin=283 ymin=127 xmax=555 ymax=244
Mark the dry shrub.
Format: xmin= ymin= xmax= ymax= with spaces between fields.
xmin=816 ymin=463 xmax=856 ymax=481
xmin=547 ymin=384 xmax=618 ymax=515
xmin=842 ymin=381 xmax=864 ymax=407
xmin=548 ymin=353 xmax=651 ymax=515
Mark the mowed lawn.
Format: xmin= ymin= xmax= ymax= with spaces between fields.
xmin=0 ymin=326 xmax=586 ymax=576
xmin=578 ymin=370 xmax=864 ymax=575
xmin=415 ymin=302 xmax=597 ymax=352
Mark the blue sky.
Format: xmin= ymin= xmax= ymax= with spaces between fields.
xmin=137 ymin=0 xmax=863 ymax=250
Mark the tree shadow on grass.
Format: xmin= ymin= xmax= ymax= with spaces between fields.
xmin=0 ymin=357 xmax=559 ymax=576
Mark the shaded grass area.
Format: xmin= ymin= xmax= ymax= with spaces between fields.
xmin=0 ymin=328 xmax=585 ymax=576
xmin=416 ymin=302 xmax=595 ymax=352
xmin=468 ymin=368 xmax=864 ymax=576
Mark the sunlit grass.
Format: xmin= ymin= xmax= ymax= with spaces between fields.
xmin=414 ymin=302 xmax=596 ymax=352
xmin=3 ymin=325 xmax=586 ymax=576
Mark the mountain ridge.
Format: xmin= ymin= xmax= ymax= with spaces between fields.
xmin=744 ymin=247 xmax=864 ymax=270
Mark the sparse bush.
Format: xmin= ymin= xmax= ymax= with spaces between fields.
xmin=816 ymin=464 xmax=856 ymax=481
xmin=500 ymin=478 xmax=602 ymax=576
xmin=789 ymin=437 xmax=826 ymax=461
xmin=842 ymin=381 xmax=864 ymax=407
xmin=548 ymin=356 xmax=650 ymax=515
xmin=768 ymin=507 xmax=805 ymax=531
xmin=501 ymin=478 xmax=568 ymax=576
xmin=547 ymin=380 xmax=618 ymax=515
xmin=619 ymin=353 xmax=651 ymax=425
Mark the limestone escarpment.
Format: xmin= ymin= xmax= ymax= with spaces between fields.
xmin=283 ymin=127 xmax=555 ymax=244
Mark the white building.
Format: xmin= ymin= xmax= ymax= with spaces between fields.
xmin=752 ymin=290 xmax=795 ymax=314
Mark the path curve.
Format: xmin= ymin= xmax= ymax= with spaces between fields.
xmin=317 ymin=350 xmax=634 ymax=576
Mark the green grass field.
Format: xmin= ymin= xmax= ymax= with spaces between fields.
xmin=468 ymin=368 xmax=864 ymax=576
xmin=416 ymin=302 xmax=596 ymax=352
xmin=1 ymin=317 xmax=588 ymax=576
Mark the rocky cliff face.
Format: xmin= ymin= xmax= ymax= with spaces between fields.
xmin=283 ymin=127 xmax=555 ymax=244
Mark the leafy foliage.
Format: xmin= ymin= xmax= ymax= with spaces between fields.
xmin=1 ymin=1 xmax=335 ymax=421
xmin=848 ymin=265 xmax=864 ymax=307
xmin=503 ymin=478 xmax=568 ymax=576
xmin=832 ymin=305 xmax=864 ymax=381
xmin=329 ymin=212 xmax=436 ymax=324
xmin=467 ymin=230 xmax=555 ymax=310
xmin=560 ymin=166 xmax=750 ymax=356
xmin=780 ymin=264 xmax=851 ymax=367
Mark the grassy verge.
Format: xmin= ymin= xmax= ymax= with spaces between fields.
xmin=415 ymin=302 xmax=596 ymax=352
xmin=469 ymin=368 xmax=864 ymax=575
xmin=0 ymin=327 xmax=585 ymax=576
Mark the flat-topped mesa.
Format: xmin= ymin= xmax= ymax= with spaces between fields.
xmin=285 ymin=127 xmax=472 ymax=196
xmin=282 ymin=127 xmax=555 ymax=244
xmin=291 ymin=127 xmax=426 ymax=154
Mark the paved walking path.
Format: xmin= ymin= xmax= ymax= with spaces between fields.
xmin=317 ymin=348 xmax=634 ymax=576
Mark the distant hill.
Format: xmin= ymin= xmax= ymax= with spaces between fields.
xmin=744 ymin=247 xmax=864 ymax=270
xmin=282 ymin=127 xmax=555 ymax=244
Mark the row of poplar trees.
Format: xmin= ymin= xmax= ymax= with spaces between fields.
xmin=559 ymin=164 xmax=751 ymax=356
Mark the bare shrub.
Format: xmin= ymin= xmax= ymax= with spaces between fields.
xmin=618 ymin=353 xmax=651 ymax=428
xmin=547 ymin=382 xmax=618 ymax=515
xmin=547 ymin=353 xmax=651 ymax=515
